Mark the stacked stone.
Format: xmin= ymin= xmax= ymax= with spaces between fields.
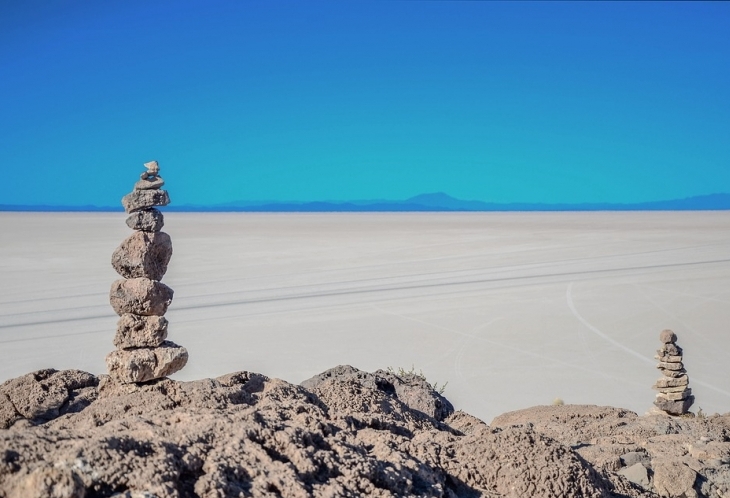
xmin=653 ymin=329 xmax=693 ymax=415
xmin=105 ymin=161 xmax=188 ymax=383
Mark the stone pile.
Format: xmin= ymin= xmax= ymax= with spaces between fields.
xmin=105 ymin=161 xmax=188 ymax=383
xmin=653 ymin=329 xmax=693 ymax=415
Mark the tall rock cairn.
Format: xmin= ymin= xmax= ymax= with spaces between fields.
xmin=653 ymin=329 xmax=693 ymax=415
xmin=105 ymin=161 xmax=188 ymax=383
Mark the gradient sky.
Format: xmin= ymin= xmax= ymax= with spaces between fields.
xmin=1 ymin=1 xmax=728 ymax=206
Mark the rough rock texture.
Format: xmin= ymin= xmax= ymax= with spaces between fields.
xmin=0 ymin=369 xmax=98 ymax=429
xmin=301 ymin=364 xmax=454 ymax=421
xmin=652 ymin=459 xmax=697 ymax=498
xmin=655 ymin=376 xmax=689 ymax=389
xmin=121 ymin=189 xmax=170 ymax=213
xmin=105 ymin=341 xmax=188 ymax=383
xmin=111 ymin=231 xmax=173 ymax=280
xmin=3 ymin=366 xmax=729 ymax=497
xmin=114 ymin=314 xmax=168 ymax=349
xmin=109 ymin=278 xmax=173 ymax=316
xmin=654 ymin=396 xmax=695 ymax=417
xmin=125 ymin=209 xmax=164 ymax=232
xmin=107 ymin=162 xmax=185 ymax=385
xmin=492 ymin=404 xmax=730 ymax=498
xmin=0 ymin=365 xmax=656 ymax=498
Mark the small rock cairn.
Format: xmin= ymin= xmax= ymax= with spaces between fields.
xmin=105 ymin=161 xmax=188 ymax=383
xmin=653 ymin=329 xmax=693 ymax=415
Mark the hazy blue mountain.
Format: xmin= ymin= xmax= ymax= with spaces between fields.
xmin=3 ymin=193 xmax=730 ymax=212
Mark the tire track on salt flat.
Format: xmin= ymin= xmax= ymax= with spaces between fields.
xmin=370 ymin=304 xmax=646 ymax=388
xmin=566 ymin=282 xmax=730 ymax=399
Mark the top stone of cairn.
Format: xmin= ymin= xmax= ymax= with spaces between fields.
xmin=659 ymin=329 xmax=677 ymax=344
xmin=122 ymin=161 xmax=170 ymax=213
xmin=135 ymin=160 xmax=165 ymax=190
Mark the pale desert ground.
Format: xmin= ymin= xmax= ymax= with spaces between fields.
xmin=1 ymin=211 xmax=729 ymax=423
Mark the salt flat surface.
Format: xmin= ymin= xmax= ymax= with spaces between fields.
xmin=1 ymin=211 xmax=729 ymax=422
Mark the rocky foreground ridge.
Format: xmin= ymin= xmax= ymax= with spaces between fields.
xmin=1 ymin=365 xmax=729 ymax=498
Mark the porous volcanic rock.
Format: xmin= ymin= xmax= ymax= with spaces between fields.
xmin=0 ymin=369 xmax=98 ymax=429
xmin=105 ymin=341 xmax=188 ymax=383
xmin=301 ymin=364 xmax=454 ymax=421
xmin=114 ymin=314 xmax=168 ymax=349
xmin=121 ymin=189 xmax=170 ymax=213
xmin=0 ymin=365 xmax=670 ymax=498
xmin=109 ymin=278 xmax=174 ymax=316
xmin=125 ymin=209 xmax=165 ymax=232
xmin=111 ymin=231 xmax=173 ymax=280
xmin=106 ymin=161 xmax=184 ymax=385
xmin=491 ymin=404 xmax=730 ymax=498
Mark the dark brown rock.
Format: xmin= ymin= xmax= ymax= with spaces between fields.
xmin=109 ymin=278 xmax=173 ymax=316
xmin=121 ymin=189 xmax=170 ymax=213
xmin=114 ymin=314 xmax=168 ymax=349
xmin=654 ymin=394 xmax=695 ymax=415
xmin=105 ymin=341 xmax=188 ymax=383
xmin=125 ymin=209 xmax=164 ymax=232
xmin=111 ymin=231 xmax=172 ymax=280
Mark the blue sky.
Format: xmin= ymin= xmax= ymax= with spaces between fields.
xmin=1 ymin=1 xmax=728 ymax=207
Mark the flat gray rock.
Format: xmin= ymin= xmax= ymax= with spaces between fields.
xmin=111 ymin=231 xmax=172 ymax=280
xmin=654 ymin=375 xmax=689 ymax=388
xmin=657 ymin=361 xmax=684 ymax=371
xmin=660 ymin=368 xmax=688 ymax=378
xmin=125 ymin=209 xmax=164 ymax=232
xmin=122 ymin=189 xmax=170 ymax=213
xmin=620 ymin=451 xmax=650 ymax=468
xmin=109 ymin=278 xmax=173 ymax=316
xmin=654 ymin=384 xmax=691 ymax=394
xmin=114 ymin=314 xmax=168 ymax=349
xmin=105 ymin=341 xmax=188 ymax=383
xmin=618 ymin=462 xmax=650 ymax=490
xmin=659 ymin=389 xmax=692 ymax=401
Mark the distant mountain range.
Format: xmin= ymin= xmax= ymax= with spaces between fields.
xmin=4 ymin=192 xmax=730 ymax=212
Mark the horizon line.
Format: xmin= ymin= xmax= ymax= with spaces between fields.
xmin=2 ymin=192 xmax=730 ymax=213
